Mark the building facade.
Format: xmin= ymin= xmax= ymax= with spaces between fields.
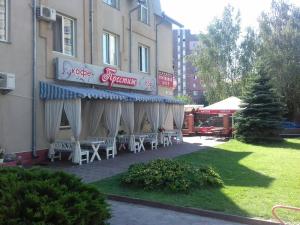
xmin=0 ymin=0 xmax=179 ymax=164
xmin=173 ymin=29 xmax=204 ymax=104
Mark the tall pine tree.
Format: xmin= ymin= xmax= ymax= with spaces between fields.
xmin=234 ymin=70 xmax=284 ymax=143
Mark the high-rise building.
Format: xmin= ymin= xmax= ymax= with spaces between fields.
xmin=173 ymin=29 xmax=204 ymax=104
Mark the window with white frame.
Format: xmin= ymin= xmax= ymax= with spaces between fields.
xmin=53 ymin=14 xmax=75 ymax=56
xmin=193 ymin=91 xmax=198 ymax=96
xmin=103 ymin=0 xmax=119 ymax=8
xmin=138 ymin=45 xmax=149 ymax=73
xmin=103 ymin=32 xmax=119 ymax=66
xmin=0 ymin=0 xmax=8 ymax=41
xmin=139 ymin=0 xmax=149 ymax=24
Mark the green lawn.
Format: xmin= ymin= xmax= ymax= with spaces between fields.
xmin=92 ymin=138 xmax=300 ymax=223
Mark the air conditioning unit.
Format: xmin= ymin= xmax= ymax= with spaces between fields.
xmin=0 ymin=72 xmax=15 ymax=92
xmin=37 ymin=5 xmax=56 ymax=22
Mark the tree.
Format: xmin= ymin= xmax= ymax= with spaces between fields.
xmin=258 ymin=0 xmax=300 ymax=121
xmin=189 ymin=5 xmax=258 ymax=104
xmin=234 ymin=69 xmax=284 ymax=143
xmin=175 ymin=95 xmax=193 ymax=104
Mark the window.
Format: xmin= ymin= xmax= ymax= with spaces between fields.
xmin=139 ymin=0 xmax=149 ymax=24
xmin=103 ymin=32 xmax=119 ymax=66
xmin=193 ymin=83 xmax=196 ymax=88
xmin=193 ymin=91 xmax=198 ymax=96
xmin=138 ymin=45 xmax=149 ymax=73
xmin=60 ymin=110 xmax=70 ymax=129
xmin=53 ymin=14 xmax=75 ymax=56
xmin=103 ymin=0 xmax=119 ymax=8
xmin=0 ymin=0 xmax=7 ymax=41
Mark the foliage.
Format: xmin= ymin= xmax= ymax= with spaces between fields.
xmin=234 ymin=69 xmax=284 ymax=143
xmin=258 ymin=0 xmax=300 ymax=121
xmin=0 ymin=168 xmax=110 ymax=225
xmin=175 ymin=95 xmax=194 ymax=104
xmin=0 ymin=148 xmax=4 ymax=158
xmin=189 ymin=5 xmax=258 ymax=104
xmin=121 ymin=159 xmax=223 ymax=193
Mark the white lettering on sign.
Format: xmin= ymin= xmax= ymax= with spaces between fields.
xmin=99 ymin=67 xmax=137 ymax=88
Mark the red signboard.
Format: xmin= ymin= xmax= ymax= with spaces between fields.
xmin=100 ymin=67 xmax=137 ymax=88
xmin=158 ymin=71 xmax=173 ymax=88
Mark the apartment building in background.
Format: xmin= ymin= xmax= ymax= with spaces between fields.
xmin=0 ymin=0 xmax=181 ymax=164
xmin=173 ymin=29 xmax=204 ymax=104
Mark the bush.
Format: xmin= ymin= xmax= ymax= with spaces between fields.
xmin=0 ymin=167 xmax=110 ymax=225
xmin=121 ymin=159 xmax=223 ymax=193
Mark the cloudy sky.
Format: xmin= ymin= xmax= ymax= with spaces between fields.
xmin=160 ymin=0 xmax=300 ymax=34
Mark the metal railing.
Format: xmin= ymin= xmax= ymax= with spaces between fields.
xmin=272 ymin=205 xmax=300 ymax=224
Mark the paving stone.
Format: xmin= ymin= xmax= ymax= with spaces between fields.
xmin=108 ymin=200 xmax=244 ymax=225
xmin=47 ymin=136 xmax=222 ymax=183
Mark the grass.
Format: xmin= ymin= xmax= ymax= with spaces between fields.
xmin=92 ymin=138 xmax=300 ymax=223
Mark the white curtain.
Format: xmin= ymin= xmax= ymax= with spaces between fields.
xmin=145 ymin=103 xmax=159 ymax=132
xmin=158 ymin=103 xmax=172 ymax=143
xmin=158 ymin=103 xmax=166 ymax=129
xmin=64 ymin=99 xmax=82 ymax=164
xmin=89 ymin=100 xmax=105 ymax=136
xmin=134 ymin=103 xmax=146 ymax=133
xmin=45 ymin=100 xmax=64 ymax=158
xmin=104 ymin=101 xmax=121 ymax=155
xmin=172 ymin=104 xmax=184 ymax=141
xmin=121 ymin=102 xmax=135 ymax=151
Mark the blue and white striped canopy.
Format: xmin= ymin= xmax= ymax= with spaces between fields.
xmin=40 ymin=82 xmax=127 ymax=101
xmin=39 ymin=82 xmax=183 ymax=104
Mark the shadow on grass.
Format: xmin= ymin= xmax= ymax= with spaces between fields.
xmin=178 ymin=146 xmax=275 ymax=187
xmin=93 ymin=145 xmax=276 ymax=218
xmin=240 ymin=138 xmax=300 ymax=150
xmin=94 ymin=174 xmax=251 ymax=217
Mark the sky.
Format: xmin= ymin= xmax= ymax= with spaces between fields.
xmin=160 ymin=0 xmax=300 ymax=34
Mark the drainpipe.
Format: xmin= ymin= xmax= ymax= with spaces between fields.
xmin=129 ymin=4 xmax=141 ymax=73
xmin=89 ymin=0 xmax=94 ymax=64
xmin=32 ymin=0 xmax=37 ymax=158
xmin=155 ymin=19 xmax=164 ymax=95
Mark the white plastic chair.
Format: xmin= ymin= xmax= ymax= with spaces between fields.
xmin=79 ymin=150 xmax=89 ymax=165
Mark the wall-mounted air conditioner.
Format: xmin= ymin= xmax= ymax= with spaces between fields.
xmin=37 ymin=5 xmax=56 ymax=22
xmin=0 ymin=72 xmax=15 ymax=93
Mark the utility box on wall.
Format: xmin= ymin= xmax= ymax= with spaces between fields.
xmin=0 ymin=72 xmax=15 ymax=94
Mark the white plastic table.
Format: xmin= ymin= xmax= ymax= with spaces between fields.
xmin=134 ymin=134 xmax=148 ymax=152
xmin=80 ymin=140 xmax=104 ymax=162
xmin=163 ymin=131 xmax=177 ymax=146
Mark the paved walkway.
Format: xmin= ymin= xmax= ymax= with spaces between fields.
xmin=108 ymin=200 xmax=244 ymax=225
xmin=48 ymin=136 xmax=222 ymax=183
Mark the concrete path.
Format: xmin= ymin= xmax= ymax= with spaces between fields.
xmin=108 ymin=200 xmax=244 ymax=225
xmin=48 ymin=136 xmax=222 ymax=183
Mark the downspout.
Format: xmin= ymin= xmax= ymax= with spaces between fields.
xmin=32 ymin=0 xmax=37 ymax=158
xmin=129 ymin=5 xmax=140 ymax=73
xmin=155 ymin=19 xmax=164 ymax=95
xmin=89 ymin=0 xmax=94 ymax=64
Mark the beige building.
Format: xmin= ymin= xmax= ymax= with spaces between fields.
xmin=0 ymin=0 xmax=182 ymax=164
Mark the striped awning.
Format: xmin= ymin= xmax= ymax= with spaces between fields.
xmin=105 ymin=90 xmax=166 ymax=103
xmin=39 ymin=81 xmax=183 ymax=104
xmin=40 ymin=82 xmax=127 ymax=101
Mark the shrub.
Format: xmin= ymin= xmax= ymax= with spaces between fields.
xmin=121 ymin=159 xmax=223 ymax=193
xmin=0 ymin=167 xmax=110 ymax=225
